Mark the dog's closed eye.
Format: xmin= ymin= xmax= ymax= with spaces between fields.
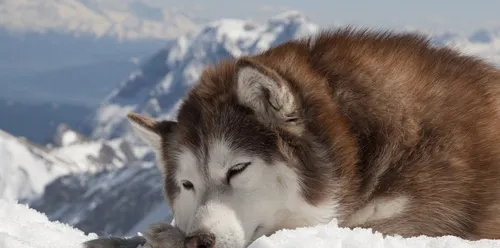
xmin=226 ymin=162 xmax=251 ymax=184
xmin=181 ymin=180 xmax=194 ymax=191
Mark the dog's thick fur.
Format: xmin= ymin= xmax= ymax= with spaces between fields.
xmin=127 ymin=27 xmax=500 ymax=247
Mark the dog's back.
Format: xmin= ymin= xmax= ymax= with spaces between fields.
xmin=248 ymin=28 xmax=500 ymax=239
xmin=316 ymin=29 xmax=500 ymax=239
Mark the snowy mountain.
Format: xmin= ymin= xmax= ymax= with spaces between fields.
xmin=430 ymin=28 xmax=500 ymax=67
xmin=53 ymin=123 xmax=90 ymax=147
xmin=49 ymin=137 xmax=144 ymax=172
xmin=0 ymin=0 xmax=199 ymax=41
xmin=82 ymin=11 xmax=320 ymax=140
xmin=28 ymin=159 xmax=170 ymax=237
xmin=0 ymin=129 xmax=75 ymax=201
xmin=0 ymin=123 xmax=144 ymax=202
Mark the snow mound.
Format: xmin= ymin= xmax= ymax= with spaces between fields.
xmin=2 ymin=199 xmax=500 ymax=248
xmin=0 ymin=198 xmax=96 ymax=248
xmin=250 ymin=220 xmax=500 ymax=248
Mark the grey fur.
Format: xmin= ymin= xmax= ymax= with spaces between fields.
xmin=83 ymin=236 xmax=147 ymax=248
xmin=142 ymin=222 xmax=185 ymax=248
xmin=82 ymin=222 xmax=185 ymax=248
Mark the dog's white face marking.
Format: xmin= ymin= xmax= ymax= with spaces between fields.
xmin=344 ymin=195 xmax=410 ymax=227
xmin=170 ymin=138 xmax=339 ymax=248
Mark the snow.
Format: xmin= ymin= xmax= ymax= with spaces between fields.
xmin=28 ymin=160 xmax=167 ymax=237
xmin=92 ymin=104 xmax=137 ymax=139
xmin=0 ymin=199 xmax=96 ymax=248
xmin=1 ymin=199 xmax=500 ymax=248
xmin=0 ymin=125 xmax=140 ymax=202
xmin=53 ymin=123 xmax=88 ymax=147
xmin=61 ymin=131 xmax=78 ymax=146
xmin=49 ymin=139 xmax=133 ymax=172
xmin=250 ymin=220 xmax=500 ymax=248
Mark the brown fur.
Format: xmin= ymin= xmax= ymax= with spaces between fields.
xmin=138 ymin=27 xmax=500 ymax=240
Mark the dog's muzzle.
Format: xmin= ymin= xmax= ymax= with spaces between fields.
xmin=184 ymin=231 xmax=216 ymax=248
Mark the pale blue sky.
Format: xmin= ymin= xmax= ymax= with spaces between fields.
xmin=154 ymin=0 xmax=500 ymax=34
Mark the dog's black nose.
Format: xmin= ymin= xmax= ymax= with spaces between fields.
xmin=184 ymin=232 xmax=216 ymax=248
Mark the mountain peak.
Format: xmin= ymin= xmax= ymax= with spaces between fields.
xmin=53 ymin=123 xmax=89 ymax=147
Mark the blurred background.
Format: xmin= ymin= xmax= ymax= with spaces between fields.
xmin=0 ymin=0 xmax=499 ymax=237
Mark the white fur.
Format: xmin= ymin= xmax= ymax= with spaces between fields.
xmin=171 ymin=139 xmax=340 ymax=248
xmin=344 ymin=195 xmax=410 ymax=227
xmin=127 ymin=118 xmax=162 ymax=151
xmin=172 ymin=147 xmax=202 ymax=232
xmin=236 ymin=67 xmax=297 ymax=124
xmin=127 ymin=117 xmax=165 ymax=173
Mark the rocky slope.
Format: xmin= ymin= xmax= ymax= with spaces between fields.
xmin=28 ymin=159 xmax=170 ymax=236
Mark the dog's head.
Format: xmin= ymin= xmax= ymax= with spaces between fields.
xmin=127 ymin=54 xmax=356 ymax=247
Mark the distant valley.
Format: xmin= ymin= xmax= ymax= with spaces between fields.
xmin=0 ymin=0 xmax=203 ymax=144
xmin=0 ymin=32 xmax=166 ymax=144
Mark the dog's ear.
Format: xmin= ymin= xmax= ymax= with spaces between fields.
xmin=235 ymin=58 xmax=300 ymax=128
xmin=126 ymin=113 xmax=177 ymax=152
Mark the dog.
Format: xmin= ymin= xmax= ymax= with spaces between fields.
xmin=124 ymin=27 xmax=500 ymax=248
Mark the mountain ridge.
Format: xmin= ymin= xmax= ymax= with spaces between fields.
xmin=0 ymin=0 xmax=200 ymax=41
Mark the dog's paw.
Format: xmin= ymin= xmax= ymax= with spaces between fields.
xmin=82 ymin=236 xmax=147 ymax=248
xmin=142 ymin=222 xmax=185 ymax=248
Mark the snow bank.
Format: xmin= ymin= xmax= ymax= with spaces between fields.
xmin=1 ymin=199 xmax=499 ymax=248
xmin=250 ymin=219 xmax=500 ymax=248
xmin=0 ymin=199 xmax=96 ymax=248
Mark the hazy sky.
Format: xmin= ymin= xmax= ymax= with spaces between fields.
xmin=153 ymin=0 xmax=500 ymax=34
